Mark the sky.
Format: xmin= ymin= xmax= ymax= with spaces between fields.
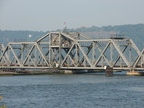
xmin=0 ymin=0 xmax=144 ymax=31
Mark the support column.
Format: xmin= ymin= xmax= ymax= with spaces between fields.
xmin=105 ymin=66 xmax=113 ymax=77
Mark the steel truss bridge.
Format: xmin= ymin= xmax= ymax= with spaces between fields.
xmin=0 ymin=31 xmax=144 ymax=72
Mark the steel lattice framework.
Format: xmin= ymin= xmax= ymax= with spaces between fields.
xmin=0 ymin=31 xmax=144 ymax=71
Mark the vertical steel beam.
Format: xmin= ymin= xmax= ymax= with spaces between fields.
xmin=110 ymin=43 xmax=113 ymax=65
xmin=92 ymin=42 xmax=96 ymax=64
xmin=59 ymin=33 xmax=62 ymax=65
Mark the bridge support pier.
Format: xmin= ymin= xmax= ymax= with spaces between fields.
xmin=105 ymin=67 xmax=113 ymax=77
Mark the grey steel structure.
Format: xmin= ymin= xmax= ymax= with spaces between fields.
xmin=0 ymin=31 xmax=144 ymax=71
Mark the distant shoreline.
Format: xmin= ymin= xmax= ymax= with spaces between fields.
xmin=0 ymin=69 xmax=65 ymax=76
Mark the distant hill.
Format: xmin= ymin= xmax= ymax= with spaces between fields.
xmin=75 ymin=24 xmax=144 ymax=38
xmin=0 ymin=23 xmax=144 ymax=50
xmin=0 ymin=30 xmax=47 ymax=45
xmin=74 ymin=24 xmax=144 ymax=50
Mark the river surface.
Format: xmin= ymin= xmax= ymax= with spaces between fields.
xmin=0 ymin=74 xmax=144 ymax=108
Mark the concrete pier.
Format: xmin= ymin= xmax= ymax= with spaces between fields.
xmin=105 ymin=67 xmax=113 ymax=77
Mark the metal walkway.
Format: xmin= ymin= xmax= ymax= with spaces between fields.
xmin=0 ymin=31 xmax=144 ymax=71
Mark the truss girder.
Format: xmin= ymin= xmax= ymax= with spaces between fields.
xmin=0 ymin=31 xmax=144 ymax=71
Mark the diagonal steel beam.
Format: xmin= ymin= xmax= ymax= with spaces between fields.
xmin=23 ymin=44 xmax=35 ymax=65
xmin=36 ymin=33 xmax=50 ymax=43
xmin=61 ymin=32 xmax=75 ymax=41
xmin=68 ymin=55 xmax=77 ymax=67
xmin=94 ymin=41 xmax=111 ymax=66
xmin=61 ymin=43 xmax=75 ymax=67
xmin=9 ymin=44 xmax=22 ymax=67
xmin=0 ymin=45 xmax=10 ymax=62
xmin=96 ymin=42 xmax=112 ymax=67
xmin=129 ymin=39 xmax=141 ymax=55
xmin=76 ymin=42 xmax=93 ymax=67
xmin=35 ymin=43 xmax=51 ymax=67
xmin=79 ymin=43 xmax=93 ymax=64
xmin=113 ymin=44 xmax=129 ymax=66
xmin=111 ymin=40 xmax=130 ymax=67
xmin=133 ymin=49 xmax=144 ymax=67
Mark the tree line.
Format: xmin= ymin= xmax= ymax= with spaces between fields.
xmin=0 ymin=23 xmax=144 ymax=50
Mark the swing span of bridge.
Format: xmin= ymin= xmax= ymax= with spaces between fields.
xmin=0 ymin=31 xmax=144 ymax=72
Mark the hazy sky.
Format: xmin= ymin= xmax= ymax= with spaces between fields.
xmin=0 ymin=0 xmax=144 ymax=31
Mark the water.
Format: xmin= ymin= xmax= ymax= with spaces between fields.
xmin=0 ymin=74 xmax=144 ymax=108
